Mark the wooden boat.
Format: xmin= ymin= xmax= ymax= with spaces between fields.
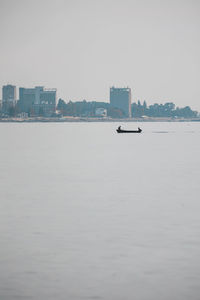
xmin=116 ymin=127 xmax=142 ymax=133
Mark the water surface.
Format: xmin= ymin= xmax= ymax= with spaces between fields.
xmin=0 ymin=122 xmax=200 ymax=300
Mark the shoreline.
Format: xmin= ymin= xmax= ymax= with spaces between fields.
xmin=1 ymin=117 xmax=200 ymax=123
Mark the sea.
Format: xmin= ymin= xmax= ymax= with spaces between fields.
xmin=0 ymin=121 xmax=200 ymax=300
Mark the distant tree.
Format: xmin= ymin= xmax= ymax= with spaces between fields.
xmin=132 ymin=102 xmax=141 ymax=117
xmin=143 ymin=100 xmax=147 ymax=110
xmin=56 ymin=98 xmax=198 ymax=119
xmin=174 ymin=106 xmax=198 ymax=118
xmin=107 ymin=107 xmax=125 ymax=118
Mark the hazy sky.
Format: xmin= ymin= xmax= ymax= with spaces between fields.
xmin=0 ymin=0 xmax=199 ymax=110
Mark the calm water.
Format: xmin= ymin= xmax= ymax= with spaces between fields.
xmin=0 ymin=122 xmax=200 ymax=300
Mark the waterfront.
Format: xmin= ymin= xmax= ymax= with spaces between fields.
xmin=0 ymin=122 xmax=200 ymax=300
xmin=1 ymin=116 xmax=200 ymax=122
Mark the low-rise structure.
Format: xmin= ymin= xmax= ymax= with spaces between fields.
xmin=95 ymin=108 xmax=107 ymax=117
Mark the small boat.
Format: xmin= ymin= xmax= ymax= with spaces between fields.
xmin=116 ymin=126 xmax=142 ymax=133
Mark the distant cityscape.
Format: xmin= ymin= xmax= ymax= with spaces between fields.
xmin=0 ymin=84 xmax=199 ymax=120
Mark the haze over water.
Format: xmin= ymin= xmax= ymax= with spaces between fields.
xmin=0 ymin=122 xmax=200 ymax=300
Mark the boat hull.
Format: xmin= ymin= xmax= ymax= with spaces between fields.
xmin=116 ymin=129 xmax=142 ymax=133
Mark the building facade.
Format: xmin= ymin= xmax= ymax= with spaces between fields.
xmin=2 ymin=84 xmax=16 ymax=113
xmin=110 ymin=87 xmax=132 ymax=118
xmin=18 ymin=86 xmax=56 ymax=116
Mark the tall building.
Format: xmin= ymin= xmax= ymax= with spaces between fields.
xmin=110 ymin=87 xmax=132 ymax=118
xmin=18 ymin=86 xmax=57 ymax=116
xmin=2 ymin=84 xmax=16 ymax=113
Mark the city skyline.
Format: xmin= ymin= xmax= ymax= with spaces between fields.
xmin=1 ymin=83 xmax=198 ymax=119
xmin=0 ymin=83 xmax=199 ymax=114
xmin=0 ymin=0 xmax=200 ymax=110
xmin=1 ymin=83 xmax=199 ymax=114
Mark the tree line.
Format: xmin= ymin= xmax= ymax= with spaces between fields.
xmin=57 ymin=99 xmax=198 ymax=118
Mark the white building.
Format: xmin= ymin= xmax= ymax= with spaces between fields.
xmin=95 ymin=108 xmax=107 ymax=117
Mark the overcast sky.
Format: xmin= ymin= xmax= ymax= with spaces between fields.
xmin=0 ymin=0 xmax=199 ymax=110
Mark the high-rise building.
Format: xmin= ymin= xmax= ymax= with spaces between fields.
xmin=2 ymin=84 xmax=16 ymax=113
xmin=18 ymin=86 xmax=57 ymax=116
xmin=110 ymin=87 xmax=132 ymax=118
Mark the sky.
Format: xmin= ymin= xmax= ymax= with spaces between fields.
xmin=0 ymin=0 xmax=200 ymax=110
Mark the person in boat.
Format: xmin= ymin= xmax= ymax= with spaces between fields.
xmin=138 ymin=127 xmax=141 ymax=132
xmin=118 ymin=126 xmax=121 ymax=131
